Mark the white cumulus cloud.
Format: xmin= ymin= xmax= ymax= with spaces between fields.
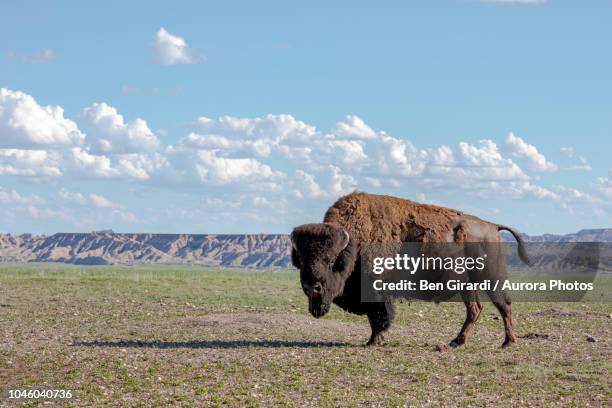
xmin=151 ymin=27 xmax=200 ymax=65
xmin=1 ymin=86 xmax=606 ymax=223
xmin=0 ymin=149 xmax=62 ymax=177
xmin=0 ymin=88 xmax=85 ymax=148
xmin=80 ymin=102 xmax=160 ymax=154
xmin=505 ymin=132 xmax=557 ymax=172
xmin=332 ymin=115 xmax=377 ymax=139
xmin=434 ymin=140 xmax=529 ymax=180
xmin=295 ymin=170 xmax=325 ymax=198
xmin=507 ymin=181 xmax=560 ymax=201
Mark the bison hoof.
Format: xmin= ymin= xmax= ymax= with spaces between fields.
xmin=366 ymin=334 xmax=385 ymax=346
xmin=449 ymin=337 xmax=465 ymax=348
xmin=501 ymin=338 xmax=516 ymax=348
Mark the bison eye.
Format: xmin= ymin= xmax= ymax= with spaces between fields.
xmin=332 ymin=254 xmax=346 ymax=273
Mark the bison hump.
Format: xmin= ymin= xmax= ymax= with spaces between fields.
xmin=323 ymin=192 xmax=462 ymax=243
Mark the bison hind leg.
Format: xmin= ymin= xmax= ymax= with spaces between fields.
xmin=449 ymin=291 xmax=483 ymax=348
xmin=486 ymin=290 xmax=516 ymax=348
xmin=495 ymin=299 xmax=516 ymax=348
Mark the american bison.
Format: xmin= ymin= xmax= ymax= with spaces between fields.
xmin=291 ymin=192 xmax=531 ymax=347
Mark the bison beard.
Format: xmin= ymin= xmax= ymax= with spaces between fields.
xmin=291 ymin=192 xmax=531 ymax=348
xmin=308 ymin=297 xmax=329 ymax=318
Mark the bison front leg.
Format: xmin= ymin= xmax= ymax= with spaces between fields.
xmin=366 ymin=302 xmax=394 ymax=346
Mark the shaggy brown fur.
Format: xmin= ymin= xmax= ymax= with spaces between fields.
xmin=292 ymin=192 xmax=531 ymax=347
xmin=324 ymin=192 xmax=530 ymax=263
xmin=324 ymin=192 xmax=463 ymax=243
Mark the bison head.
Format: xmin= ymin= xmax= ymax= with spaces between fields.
xmin=291 ymin=223 xmax=358 ymax=318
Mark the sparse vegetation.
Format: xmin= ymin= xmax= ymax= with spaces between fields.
xmin=1 ymin=264 xmax=610 ymax=407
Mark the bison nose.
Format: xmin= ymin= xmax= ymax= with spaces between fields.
xmin=303 ymin=282 xmax=322 ymax=297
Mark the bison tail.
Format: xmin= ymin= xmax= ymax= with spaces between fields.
xmin=497 ymin=225 xmax=533 ymax=266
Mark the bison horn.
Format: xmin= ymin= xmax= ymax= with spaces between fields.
xmin=290 ymin=232 xmax=298 ymax=250
xmin=340 ymin=229 xmax=350 ymax=250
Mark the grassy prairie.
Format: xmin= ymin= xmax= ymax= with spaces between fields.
xmin=0 ymin=264 xmax=611 ymax=407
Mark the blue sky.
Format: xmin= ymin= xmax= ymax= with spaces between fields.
xmin=0 ymin=0 xmax=611 ymax=235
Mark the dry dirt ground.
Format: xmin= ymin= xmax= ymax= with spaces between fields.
xmin=0 ymin=265 xmax=611 ymax=407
